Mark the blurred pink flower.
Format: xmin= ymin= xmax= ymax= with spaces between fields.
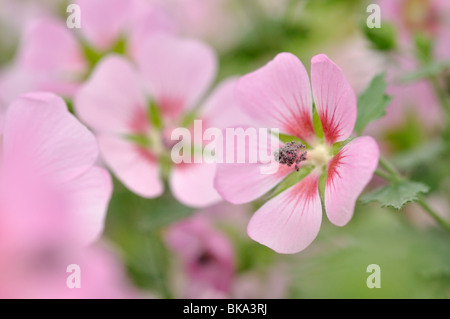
xmin=0 ymin=92 xmax=112 ymax=260
xmin=0 ymin=244 xmax=141 ymax=299
xmin=153 ymin=0 xmax=238 ymax=51
xmin=215 ymin=53 xmax=379 ymax=254
xmin=232 ymin=263 xmax=289 ymax=299
xmin=165 ymin=215 xmax=235 ymax=298
xmin=378 ymin=0 xmax=450 ymax=59
xmin=364 ymin=56 xmax=445 ymax=138
xmin=0 ymin=1 xmax=174 ymax=105
xmin=0 ymin=17 xmax=86 ymax=105
xmin=0 ymin=92 xmax=137 ymax=298
xmin=326 ymin=35 xmax=387 ymax=94
xmin=75 ymin=34 xmax=248 ymax=207
xmin=362 ymin=1 xmax=450 ymax=136
xmin=75 ymin=0 xmax=175 ymax=55
xmin=366 ymin=77 xmax=444 ymax=136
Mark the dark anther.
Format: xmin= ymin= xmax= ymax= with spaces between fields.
xmin=274 ymin=141 xmax=307 ymax=171
xmin=197 ymin=251 xmax=215 ymax=265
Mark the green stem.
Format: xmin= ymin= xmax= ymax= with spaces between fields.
xmin=374 ymin=169 xmax=394 ymax=182
xmin=379 ymin=157 xmax=402 ymax=181
xmin=417 ymin=197 xmax=450 ymax=232
xmin=429 ymin=76 xmax=450 ymax=120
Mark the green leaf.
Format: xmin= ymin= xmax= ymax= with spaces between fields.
xmin=362 ymin=22 xmax=397 ymax=52
xmin=360 ymin=180 xmax=430 ymax=210
xmin=355 ymin=73 xmax=392 ymax=134
xmin=414 ymin=33 xmax=434 ymax=65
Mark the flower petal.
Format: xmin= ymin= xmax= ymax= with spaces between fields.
xmin=128 ymin=1 xmax=177 ymax=58
xmin=311 ymin=54 xmax=356 ymax=144
xmin=214 ymin=129 xmax=292 ymax=204
xmin=135 ymin=34 xmax=217 ymax=119
xmin=325 ymin=136 xmax=379 ymax=226
xmin=235 ymin=52 xmax=315 ymax=143
xmin=97 ymin=134 xmax=163 ymax=198
xmin=3 ymin=92 xmax=98 ymax=183
xmin=74 ymin=55 xmax=148 ymax=135
xmin=76 ymin=0 xmax=132 ymax=51
xmin=170 ymin=162 xmax=222 ymax=208
xmin=65 ymin=166 xmax=112 ymax=246
xmin=3 ymin=18 xmax=86 ymax=101
xmin=200 ymin=77 xmax=256 ymax=129
xmin=18 ymin=18 xmax=85 ymax=73
xmin=247 ymin=173 xmax=322 ymax=254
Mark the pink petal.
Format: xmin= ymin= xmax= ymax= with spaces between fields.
xmin=135 ymin=34 xmax=217 ymax=119
xmin=170 ymin=162 xmax=222 ymax=208
xmin=201 ymin=77 xmax=256 ymax=129
xmin=97 ymin=134 xmax=163 ymax=198
xmin=74 ymin=55 xmax=148 ymax=135
xmin=3 ymin=92 xmax=98 ymax=183
xmin=4 ymin=18 xmax=86 ymax=100
xmin=128 ymin=1 xmax=177 ymax=59
xmin=18 ymin=18 xmax=85 ymax=73
xmin=214 ymin=129 xmax=292 ymax=204
xmin=76 ymin=0 xmax=132 ymax=51
xmin=0 ymin=65 xmax=81 ymax=105
xmin=65 ymin=166 xmax=113 ymax=246
xmin=311 ymin=54 xmax=357 ymax=145
xmin=325 ymin=136 xmax=379 ymax=226
xmin=0 ymin=67 xmax=36 ymax=105
xmin=235 ymin=52 xmax=315 ymax=143
xmin=0 ymin=102 xmax=5 ymax=135
xmin=247 ymin=173 xmax=322 ymax=254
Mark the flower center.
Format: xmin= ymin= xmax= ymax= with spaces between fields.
xmin=273 ymin=141 xmax=307 ymax=171
xmin=307 ymin=144 xmax=331 ymax=169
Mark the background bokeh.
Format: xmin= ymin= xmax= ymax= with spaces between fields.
xmin=0 ymin=0 xmax=449 ymax=298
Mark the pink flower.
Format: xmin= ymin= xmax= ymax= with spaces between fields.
xmin=378 ymin=0 xmax=450 ymax=59
xmin=165 ymin=215 xmax=235 ymax=298
xmin=0 ymin=1 xmax=174 ymax=105
xmin=215 ymin=53 xmax=380 ymax=254
xmin=152 ymin=0 xmax=238 ymax=50
xmin=365 ymin=76 xmax=444 ymax=136
xmin=75 ymin=0 xmax=175 ymax=55
xmin=74 ymin=34 xmax=247 ymax=207
xmin=0 ymin=245 xmax=142 ymax=299
xmin=0 ymin=17 xmax=87 ymax=105
xmin=0 ymin=92 xmax=112 ymax=259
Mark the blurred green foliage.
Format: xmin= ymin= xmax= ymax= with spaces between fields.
xmin=290 ymin=206 xmax=450 ymax=298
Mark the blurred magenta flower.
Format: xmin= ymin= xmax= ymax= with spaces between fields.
xmin=0 ymin=92 xmax=112 ymax=259
xmin=75 ymin=34 xmax=246 ymax=207
xmin=165 ymin=215 xmax=235 ymax=298
xmin=215 ymin=53 xmax=380 ymax=253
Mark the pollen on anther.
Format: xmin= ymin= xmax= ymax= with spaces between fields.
xmin=273 ymin=141 xmax=307 ymax=171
